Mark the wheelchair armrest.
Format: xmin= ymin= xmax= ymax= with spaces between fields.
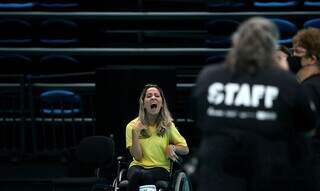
xmin=115 ymin=157 xmax=129 ymax=184
xmin=174 ymin=155 xmax=183 ymax=166
xmin=118 ymin=168 xmax=127 ymax=182
xmin=117 ymin=156 xmax=129 ymax=167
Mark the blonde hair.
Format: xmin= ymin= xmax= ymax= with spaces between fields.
xmin=138 ymin=84 xmax=173 ymax=137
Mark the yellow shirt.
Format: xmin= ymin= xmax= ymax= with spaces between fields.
xmin=126 ymin=117 xmax=188 ymax=172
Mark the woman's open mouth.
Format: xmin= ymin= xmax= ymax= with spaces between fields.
xmin=151 ymin=103 xmax=157 ymax=110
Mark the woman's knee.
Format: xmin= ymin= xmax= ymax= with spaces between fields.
xmin=127 ymin=166 xmax=143 ymax=180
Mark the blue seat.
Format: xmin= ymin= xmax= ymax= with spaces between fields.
xmin=36 ymin=89 xmax=82 ymax=153
xmin=0 ymin=19 xmax=32 ymax=46
xmin=253 ymin=0 xmax=299 ymax=9
xmin=304 ymin=18 xmax=320 ymax=29
xmin=40 ymin=89 xmax=81 ymax=115
xmin=271 ymin=18 xmax=298 ymax=46
xmin=304 ymin=0 xmax=320 ymax=9
xmin=39 ymin=19 xmax=80 ymax=47
xmin=0 ymin=1 xmax=35 ymax=10
xmin=207 ymin=0 xmax=247 ymax=11
xmin=205 ymin=19 xmax=240 ymax=48
xmin=37 ymin=0 xmax=80 ymax=10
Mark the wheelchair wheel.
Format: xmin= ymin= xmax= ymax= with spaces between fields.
xmin=174 ymin=171 xmax=192 ymax=191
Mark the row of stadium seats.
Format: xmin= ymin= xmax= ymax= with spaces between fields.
xmin=0 ymin=17 xmax=319 ymax=48
xmin=0 ymin=0 xmax=319 ymax=11
xmin=0 ymin=73 xmax=96 ymax=162
xmin=0 ymin=55 xmax=83 ymax=74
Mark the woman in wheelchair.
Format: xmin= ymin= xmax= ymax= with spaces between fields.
xmin=125 ymin=84 xmax=189 ymax=191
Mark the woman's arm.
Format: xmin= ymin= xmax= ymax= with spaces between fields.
xmin=166 ymin=123 xmax=190 ymax=161
xmin=129 ymin=121 xmax=146 ymax=161
xmin=130 ymin=129 xmax=142 ymax=161
xmin=173 ymin=144 xmax=189 ymax=155
xmin=166 ymin=144 xmax=189 ymax=162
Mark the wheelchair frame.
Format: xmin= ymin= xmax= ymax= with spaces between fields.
xmin=111 ymin=156 xmax=192 ymax=191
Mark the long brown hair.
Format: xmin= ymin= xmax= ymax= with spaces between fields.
xmin=138 ymin=84 xmax=173 ymax=137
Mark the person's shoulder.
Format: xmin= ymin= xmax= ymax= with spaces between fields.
xmin=166 ymin=121 xmax=178 ymax=134
xmin=264 ymin=68 xmax=303 ymax=98
xmin=127 ymin=117 xmax=139 ymax=127
xmin=168 ymin=121 xmax=176 ymax=128
xmin=268 ymin=67 xmax=299 ymax=84
xmin=302 ymin=74 xmax=320 ymax=85
xmin=301 ymin=75 xmax=320 ymax=96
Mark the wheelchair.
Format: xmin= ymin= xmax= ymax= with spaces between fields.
xmin=112 ymin=156 xmax=192 ymax=191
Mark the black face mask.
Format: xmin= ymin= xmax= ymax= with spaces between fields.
xmin=287 ymin=56 xmax=302 ymax=74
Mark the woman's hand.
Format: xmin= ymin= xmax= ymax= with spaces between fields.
xmin=165 ymin=144 xmax=178 ymax=162
xmin=132 ymin=120 xmax=147 ymax=134
xmin=130 ymin=120 xmax=146 ymax=161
